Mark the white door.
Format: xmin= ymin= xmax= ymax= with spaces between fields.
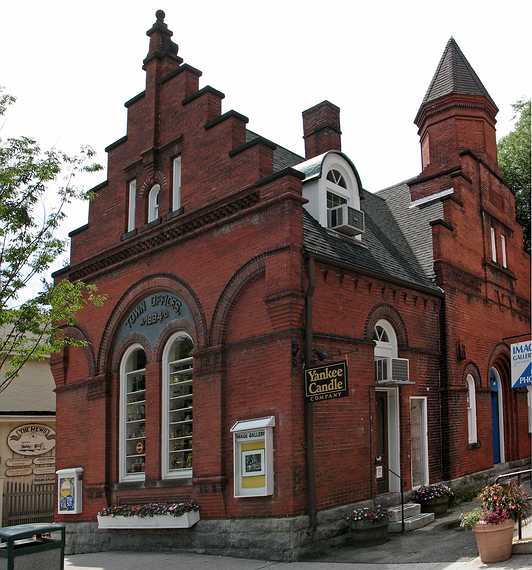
xmin=410 ymin=397 xmax=428 ymax=488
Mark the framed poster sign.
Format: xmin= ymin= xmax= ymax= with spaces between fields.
xmin=304 ymin=360 xmax=348 ymax=402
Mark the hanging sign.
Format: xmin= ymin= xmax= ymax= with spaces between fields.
xmin=511 ymin=340 xmax=531 ymax=388
xmin=7 ymin=424 xmax=56 ymax=456
xmin=304 ymin=360 xmax=349 ymax=402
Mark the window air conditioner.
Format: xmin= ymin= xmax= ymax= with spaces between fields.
xmin=375 ymin=357 xmax=410 ymax=384
xmin=327 ymin=205 xmax=365 ymax=236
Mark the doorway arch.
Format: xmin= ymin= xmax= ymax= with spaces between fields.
xmin=489 ymin=367 xmax=505 ymax=464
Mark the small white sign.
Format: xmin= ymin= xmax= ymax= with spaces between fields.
xmin=7 ymin=424 xmax=56 ymax=456
xmin=376 ymin=466 xmax=383 ymax=479
xmin=511 ymin=340 xmax=531 ymax=388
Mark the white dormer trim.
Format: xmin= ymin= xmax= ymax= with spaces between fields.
xmin=298 ymin=151 xmax=362 ymax=235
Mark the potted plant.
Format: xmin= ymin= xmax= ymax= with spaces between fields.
xmin=97 ymin=501 xmax=200 ymax=529
xmin=345 ymin=505 xmax=389 ymax=546
xmin=461 ymin=481 xmax=530 ymax=563
xmin=411 ymin=483 xmax=454 ymax=516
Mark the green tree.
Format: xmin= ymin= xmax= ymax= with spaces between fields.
xmin=497 ymin=99 xmax=531 ymax=252
xmin=0 ymin=90 xmax=105 ymax=393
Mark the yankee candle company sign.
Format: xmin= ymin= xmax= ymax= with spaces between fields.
xmin=304 ymin=361 xmax=349 ymax=402
xmin=511 ymin=340 xmax=531 ymax=388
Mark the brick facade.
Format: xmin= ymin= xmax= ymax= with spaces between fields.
xmin=51 ymin=13 xmax=530 ymax=557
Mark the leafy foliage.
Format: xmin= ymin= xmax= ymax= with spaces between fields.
xmin=0 ymin=89 xmax=105 ymax=391
xmin=497 ymin=99 xmax=531 ymax=251
xmin=478 ymin=481 xmax=530 ymax=522
xmin=98 ymin=501 xmax=199 ymax=518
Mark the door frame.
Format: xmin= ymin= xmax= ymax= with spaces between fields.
xmin=409 ymin=396 xmax=429 ymax=489
xmin=375 ymin=387 xmax=401 ymax=493
xmin=490 ymin=367 xmax=506 ymax=464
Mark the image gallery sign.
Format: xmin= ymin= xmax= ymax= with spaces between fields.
xmin=304 ymin=360 xmax=349 ymax=402
xmin=511 ymin=340 xmax=531 ymax=388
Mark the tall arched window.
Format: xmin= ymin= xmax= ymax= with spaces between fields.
xmin=148 ymin=184 xmax=161 ymax=222
xmin=162 ymin=332 xmax=194 ymax=479
xmin=466 ymin=374 xmax=478 ymax=444
xmin=119 ymin=345 xmax=147 ymax=482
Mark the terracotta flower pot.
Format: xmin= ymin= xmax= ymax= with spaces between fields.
xmin=473 ymin=518 xmax=514 ymax=564
xmin=421 ymin=495 xmax=450 ymax=516
xmin=349 ymin=519 xmax=389 ymax=546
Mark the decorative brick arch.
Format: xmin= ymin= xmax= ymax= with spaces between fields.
xmin=209 ymin=247 xmax=288 ymax=346
xmin=363 ymin=303 xmax=409 ymax=349
xmin=98 ymin=273 xmax=207 ymax=374
xmin=462 ymin=361 xmax=481 ymax=388
xmin=110 ymin=334 xmax=154 ymax=375
xmin=488 ymin=342 xmax=511 ymax=382
xmin=61 ymin=325 xmax=97 ymax=377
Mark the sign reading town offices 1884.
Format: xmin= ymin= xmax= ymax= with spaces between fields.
xmin=117 ymin=291 xmax=192 ymax=347
xmin=304 ymin=361 xmax=349 ymax=402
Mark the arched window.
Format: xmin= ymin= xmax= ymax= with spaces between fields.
xmin=326 ymin=169 xmax=347 ymax=188
xmin=466 ymin=374 xmax=478 ymax=444
xmin=162 ymin=332 xmax=194 ymax=479
xmin=148 ymin=184 xmax=161 ymax=223
xmin=373 ymin=319 xmax=398 ymax=359
xmin=119 ymin=345 xmax=147 ymax=482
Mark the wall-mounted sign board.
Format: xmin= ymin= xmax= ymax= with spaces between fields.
xmin=511 ymin=341 xmax=531 ymax=388
xmin=6 ymin=468 xmax=33 ymax=477
xmin=7 ymin=424 xmax=56 ymax=456
xmin=57 ymin=467 xmax=83 ymax=514
xmin=231 ymin=416 xmax=275 ymax=498
xmin=304 ymin=360 xmax=348 ymax=402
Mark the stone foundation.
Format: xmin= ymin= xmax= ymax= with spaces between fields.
xmin=64 ymin=459 xmax=531 ymax=561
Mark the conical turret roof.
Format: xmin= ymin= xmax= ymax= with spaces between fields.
xmin=420 ymin=38 xmax=497 ymax=111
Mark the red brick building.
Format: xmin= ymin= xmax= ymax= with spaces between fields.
xmin=51 ymin=12 xmax=531 ymax=558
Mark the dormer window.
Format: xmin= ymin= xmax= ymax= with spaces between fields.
xmin=297 ymin=150 xmax=364 ymax=235
xmin=148 ymin=184 xmax=160 ymax=223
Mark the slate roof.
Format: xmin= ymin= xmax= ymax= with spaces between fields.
xmin=245 ymin=130 xmax=303 ymax=172
xmin=303 ymin=186 xmax=441 ymax=293
xmin=244 ymin=132 xmax=442 ymax=293
xmin=420 ymin=37 xmax=497 ymax=110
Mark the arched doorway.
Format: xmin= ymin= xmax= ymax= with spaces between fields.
xmin=489 ymin=367 xmax=505 ymax=464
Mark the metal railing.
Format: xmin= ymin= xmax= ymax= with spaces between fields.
xmin=379 ymin=466 xmax=405 ymax=533
xmin=495 ymin=468 xmax=532 ymax=541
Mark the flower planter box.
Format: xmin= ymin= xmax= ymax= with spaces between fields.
xmin=420 ymin=495 xmax=449 ymax=516
xmin=349 ymin=519 xmax=389 ymax=546
xmin=97 ymin=509 xmax=200 ymax=529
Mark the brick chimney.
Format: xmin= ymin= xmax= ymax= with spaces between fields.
xmin=302 ymin=101 xmax=341 ymax=159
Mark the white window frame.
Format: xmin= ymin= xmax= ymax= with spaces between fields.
xmin=374 ymin=319 xmax=398 ymax=359
xmin=119 ymin=344 xmax=146 ymax=483
xmin=500 ymin=234 xmax=507 ymax=268
xmin=162 ymin=331 xmax=194 ymax=480
xmin=172 ymin=156 xmax=182 ymax=212
xmin=466 ymin=374 xmax=478 ymax=444
xmin=410 ymin=396 xmax=429 ymax=489
xmin=490 ymin=226 xmax=497 ymax=262
xmin=148 ymin=184 xmax=161 ymax=223
xmin=127 ymin=179 xmax=136 ymax=232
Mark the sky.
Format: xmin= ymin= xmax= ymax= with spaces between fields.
xmin=0 ymin=0 xmax=530 ymax=278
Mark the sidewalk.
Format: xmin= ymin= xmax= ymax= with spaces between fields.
xmin=65 ymin=551 xmax=532 ymax=570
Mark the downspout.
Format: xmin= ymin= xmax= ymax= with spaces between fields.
xmin=304 ymin=254 xmax=317 ymax=531
xmin=439 ymin=296 xmax=451 ymax=480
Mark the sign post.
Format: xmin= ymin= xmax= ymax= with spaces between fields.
xmin=510 ymin=340 xmax=531 ymax=389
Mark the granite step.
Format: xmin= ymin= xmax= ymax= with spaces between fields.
xmin=387 ymin=502 xmax=421 ymax=522
xmin=388 ymin=511 xmax=435 ymax=533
